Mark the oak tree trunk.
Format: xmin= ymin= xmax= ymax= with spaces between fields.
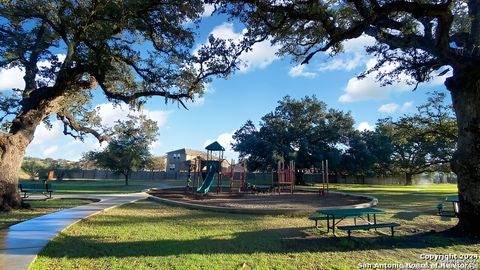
xmin=405 ymin=173 xmax=413 ymax=186
xmin=123 ymin=170 xmax=130 ymax=186
xmin=0 ymin=96 xmax=61 ymax=211
xmin=0 ymin=134 xmax=32 ymax=210
xmin=447 ymin=69 xmax=480 ymax=236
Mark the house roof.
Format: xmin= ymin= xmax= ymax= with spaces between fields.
xmin=205 ymin=141 xmax=225 ymax=151
xmin=166 ymin=148 xmax=208 ymax=158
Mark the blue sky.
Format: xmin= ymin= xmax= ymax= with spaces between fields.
xmin=0 ymin=7 xmax=451 ymax=162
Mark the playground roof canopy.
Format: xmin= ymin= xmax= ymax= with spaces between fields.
xmin=205 ymin=141 xmax=225 ymax=151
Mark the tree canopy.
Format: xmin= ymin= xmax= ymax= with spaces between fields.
xmin=341 ymin=129 xmax=393 ymax=182
xmin=21 ymin=157 xmax=48 ymax=180
xmin=377 ymin=92 xmax=457 ymax=184
xmin=0 ymin=1 xmax=240 ymax=140
xmin=0 ymin=0 xmax=243 ymax=210
xmin=84 ymin=115 xmax=157 ymax=185
xmin=232 ymin=95 xmax=354 ymax=175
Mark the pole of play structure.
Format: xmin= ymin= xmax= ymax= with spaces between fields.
xmin=321 ymin=161 xmax=325 ymax=191
xmin=291 ymin=160 xmax=295 ymax=193
xmin=326 ymin=159 xmax=329 ymax=193
xmin=219 ymin=150 xmax=223 ymax=193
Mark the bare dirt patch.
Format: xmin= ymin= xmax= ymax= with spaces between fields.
xmin=148 ymin=188 xmax=373 ymax=211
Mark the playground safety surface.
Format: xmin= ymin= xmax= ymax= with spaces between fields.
xmin=148 ymin=188 xmax=373 ymax=211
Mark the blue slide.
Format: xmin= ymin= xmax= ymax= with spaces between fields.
xmin=196 ymin=169 xmax=217 ymax=194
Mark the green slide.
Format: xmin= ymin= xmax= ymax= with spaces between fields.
xmin=196 ymin=166 xmax=217 ymax=194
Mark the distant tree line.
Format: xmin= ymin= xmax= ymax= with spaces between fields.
xmin=232 ymin=92 xmax=457 ymax=185
xmin=21 ymin=154 xmax=167 ymax=182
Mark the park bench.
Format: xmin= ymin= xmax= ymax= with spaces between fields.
xmin=18 ymin=182 xmax=54 ymax=198
xmin=337 ymin=222 xmax=400 ymax=239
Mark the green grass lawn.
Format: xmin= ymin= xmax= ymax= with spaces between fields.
xmin=30 ymin=184 xmax=480 ymax=270
xmin=0 ymin=198 xmax=94 ymax=230
xmin=19 ymin=179 xmax=185 ymax=194
xmin=310 ymin=183 xmax=458 ymax=212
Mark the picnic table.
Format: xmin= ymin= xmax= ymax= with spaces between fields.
xmin=316 ymin=207 xmax=386 ymax=235
xmin=445 ymin=195 xmax=460 ymax=216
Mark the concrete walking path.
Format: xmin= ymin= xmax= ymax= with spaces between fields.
xmin=0 ymin=192 xmax=150 ymax=270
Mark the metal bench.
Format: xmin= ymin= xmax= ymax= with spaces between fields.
xmin=337 ymin=222 xmax=400 ymax=238
xmin=18 ymin=183 xmax=54 ymax=198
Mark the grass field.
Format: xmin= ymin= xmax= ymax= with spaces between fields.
xmin=30 ymin=184 xmax=480 ymax=270
xmin=0 ymin=199 xmax=94 ymax=230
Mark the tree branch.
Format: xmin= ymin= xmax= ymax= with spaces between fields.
xmin=57 ymin=112 xmax=108 ymax=143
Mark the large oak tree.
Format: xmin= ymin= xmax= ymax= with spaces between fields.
xmin=214 ymin=0 xmax=480 ymax=235
xmin=377 ymin=92 xmax=457 ymax=185
xmin=232 ymin=95 xmax=354 ymax=179
xmin=0 ymin=1 xmax=241 ymax=210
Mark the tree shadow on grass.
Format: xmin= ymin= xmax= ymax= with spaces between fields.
xmin=391 ymin=211 xmax=421 ymax=221
xmin=33 ymin=200 xmax=478 ymax=260
xmin=37 ymin=227 xmax=480 ymax=259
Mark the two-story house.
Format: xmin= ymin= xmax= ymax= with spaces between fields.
xmin=166 ymin=148 xmax=208 ymax=172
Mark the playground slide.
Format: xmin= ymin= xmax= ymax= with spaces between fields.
xmin=196 ymin=170 xmax=217 ymax=194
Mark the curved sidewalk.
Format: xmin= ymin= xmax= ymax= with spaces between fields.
xmin=0 ymin=192 xmax=149 ymax=270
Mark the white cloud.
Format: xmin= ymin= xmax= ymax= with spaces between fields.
xmin=339 ymin=76 xmax=390 ymax=102
xmin=203 ymin=131 xmax=239 ymax=161
xmin=27 ymin=120 xmax=109 ymax=160
xmin=62 ymin=138 xmax=106 ymax=160
xmin=43 ymin=145 xmax=59 ymax=156
xmin=30 ymin=121 xmax=64 ymax=146
xmin=192 ymin=96 xmax=205 ymax=106
xmin=149 ymin=140 xmax=163 ymax=154
xmin=0 ymin=67 xmax=25 ymax=90
xmin=338 ymin=56 xmax=453 ymax=103
xmin=207 ymin=22 xmax=280 ymax=73
xmin=0 ymin=54 xmax=66 ymax=91
xmin=210 ymin=23 xmax=240 ymax=40
xmin=318 ymin=53 xmax=364 ymax=72
xmin=288 ymin=64 xmax=316 ymax=78
xmin=338 ymin=59 xmax=412 ymax=103
xmin=430 ymin=67 xmax=453 ymax=85
xmin=201 ymin=4 xmax=215 ymax=17
xmin=378 ymin=103 xmax=400 ymax=113
xmin=204 ymin=83 xmax=215 ymax=94
xmin=96 ymin=103 xmax=171 ymax=128
xmin=357 ymin=121 xmax=375 ymax=131
xmin=318 ymin=35 xmax=376 ymax=73
xmin=401 ymin=101 xmax=414 ymax=111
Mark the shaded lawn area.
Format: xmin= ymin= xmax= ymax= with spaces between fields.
xmin=322 ymin=183 xmax=458 ymax=212
xmin=31 ymin=184 xmax=480 ymax=270
xmin=0 ymin=199 xmax=94 ymax=230
xmin=19 ymin=179 xmax=185 ymax=194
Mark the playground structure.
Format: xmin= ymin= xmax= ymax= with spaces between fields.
xmin=194 ymin=141 xmax=224 ymax=195
xmin=186 ymin=153 xmax=327 ymax=197
xmin=187 ymin=156 xmax=203 ymax=192
xmin=222 ymin=160 xmax=247 ymax=193
xmin=275 ymin=160 xmax=295 ymax=194
xmin=185 ymin=141 xmax=301 ymax=195
xmin=319 ymin=160 xmax=329 ymax=196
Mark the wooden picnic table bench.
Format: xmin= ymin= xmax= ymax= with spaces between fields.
xmin=337 ymin=222 xmax=401 ymax=238
xmin=18 ymin=182 xmax=54 ymax=198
